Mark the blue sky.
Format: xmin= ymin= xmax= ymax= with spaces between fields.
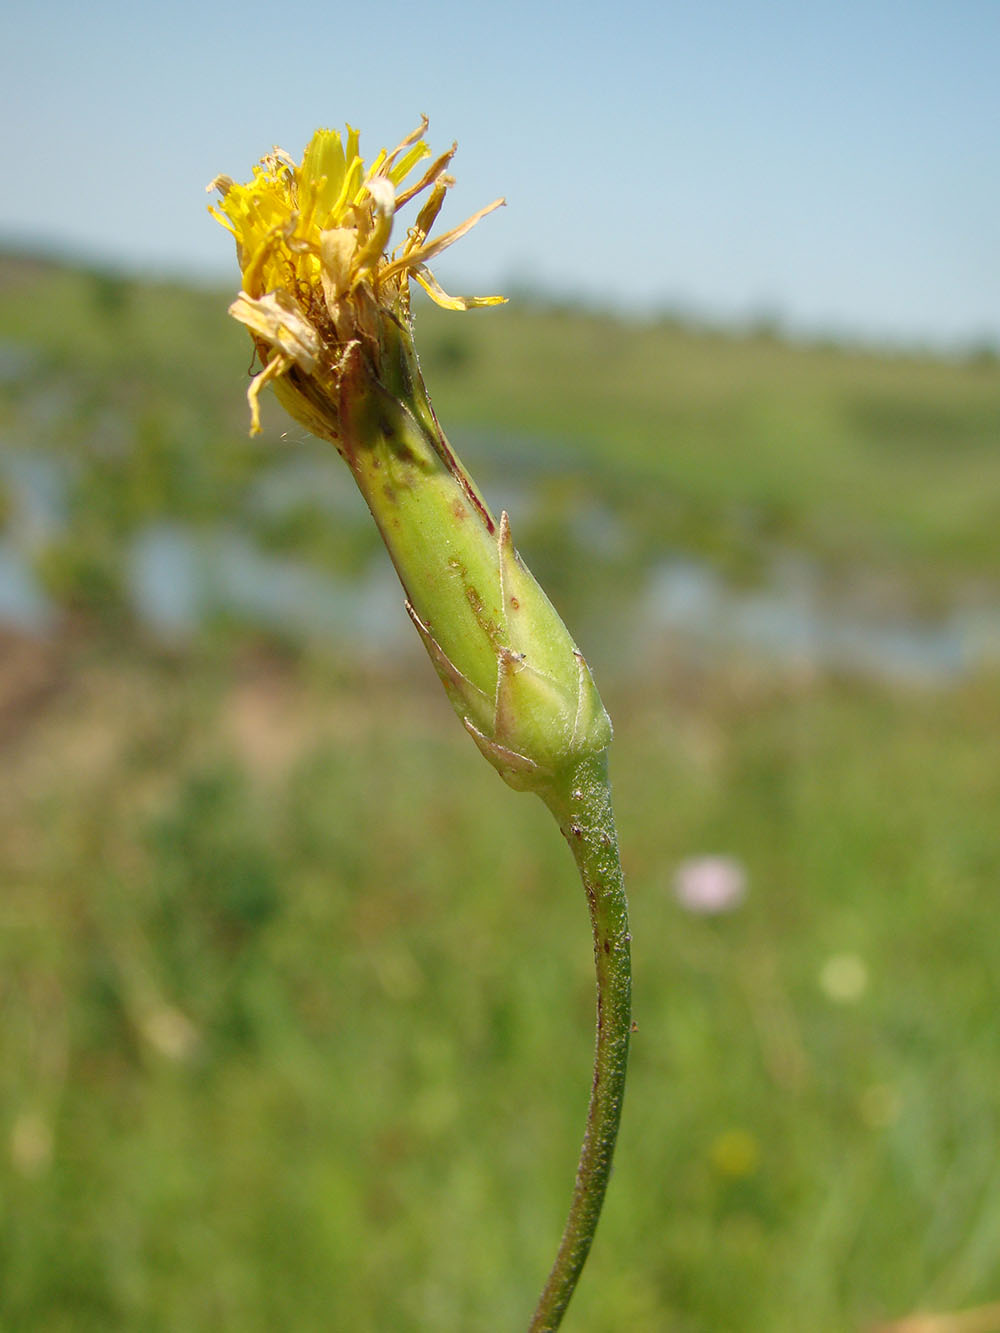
xmin=3 ymin=0 xmax=998 ymax=345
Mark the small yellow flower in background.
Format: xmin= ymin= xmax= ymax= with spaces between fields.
xmin=709 ymin=1128 xmax=760 ymax=1179
xmin=138 ymin=1003 xmax=200 ymax=1062
xmin=208 ymin=118 xmax=505 ymax=435
xmin=819 ymin=952 xmax=869 ymax=1003
xmin=860 ymin=1083 xmax=902 ymax=1128
xmin=10 ymin=1110 xmax=53 ymax=1178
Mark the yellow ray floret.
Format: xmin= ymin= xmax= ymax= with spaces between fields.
xmin=209 ymin=118 xmax=506 ymax=432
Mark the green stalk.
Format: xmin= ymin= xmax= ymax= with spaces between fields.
xmin=530 ymin=755 xmax=632 ymax=1332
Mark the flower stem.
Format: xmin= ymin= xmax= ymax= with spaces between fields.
xmin=529 ymin=752 xmax=632 ymax=1332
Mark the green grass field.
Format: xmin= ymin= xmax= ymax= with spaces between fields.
xmin=1 ymin=253 xmax=999 ymax=1331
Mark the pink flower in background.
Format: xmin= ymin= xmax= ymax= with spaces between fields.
xmin=673 ymin=856 xmax=748 ymax=914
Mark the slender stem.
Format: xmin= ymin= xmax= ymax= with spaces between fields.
xmin=529 ymin=752 xmax=632 ymax=1333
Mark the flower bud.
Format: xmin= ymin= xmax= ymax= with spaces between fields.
xmin=342 ymin=311 xmax=612 ymax=791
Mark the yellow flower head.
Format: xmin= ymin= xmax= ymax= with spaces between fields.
xmin=209 ymin=118 xmax=505 ymax=435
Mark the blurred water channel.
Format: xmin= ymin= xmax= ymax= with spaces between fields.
xmin=2 ymin=440 xmax=999 ymax=684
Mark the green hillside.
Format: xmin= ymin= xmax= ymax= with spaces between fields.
xmin=3 ymin=252 xmax=999 ymax=602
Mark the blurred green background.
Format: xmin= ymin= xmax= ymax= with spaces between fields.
xmin=1 ymin=252 xmax=999 ymax=1333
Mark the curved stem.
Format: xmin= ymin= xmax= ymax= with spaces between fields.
xmin=529 ymin=752 xmax=632 ymax=1332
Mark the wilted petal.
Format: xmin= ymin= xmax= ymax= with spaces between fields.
xmin=228 ymin=290 xmax=320 ymax=372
